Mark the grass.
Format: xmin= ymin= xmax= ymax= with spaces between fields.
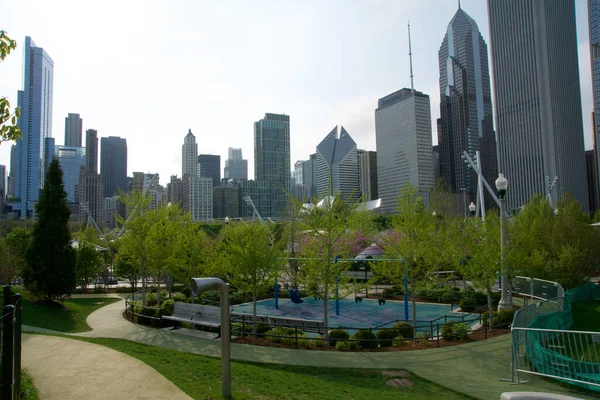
xmin=20 ymin=369 xmax=39 ymax=400
xmin=78 ymin=337 xmax=474 ymax=400
xmin=1 ymin=289 xmax=120 ymax=332
xmin=570 ymin=300 xmax=600 ymax=332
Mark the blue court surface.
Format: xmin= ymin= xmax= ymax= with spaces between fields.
xmin=230 ymin=297 xmax=468 ymax=329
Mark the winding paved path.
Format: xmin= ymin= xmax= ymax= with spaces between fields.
xmin=22 ymin=296 xmax=594 ymax=400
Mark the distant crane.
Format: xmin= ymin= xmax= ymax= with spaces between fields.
xmin=243 ymin=195 xmax=274 ymax=246
xmin=116 ymin=173 xmax=158 ymax=239
xmin=80 ymin=201 xmax=105 ymax=242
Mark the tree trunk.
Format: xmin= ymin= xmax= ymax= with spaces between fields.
xmin=157 ymin=277 xmax=161 ymax=308
xmin=411 ymin=285 xmax=417 ymax=340
xmin=323 ymin=281 xmax=329 ymax=341
xmin=487 ymin=289 xmax=494 ymax=330
xmin=252 ymin=291 xmax=258 ymax=335
xmin=141 ymin=265 xmax=147 ymax=306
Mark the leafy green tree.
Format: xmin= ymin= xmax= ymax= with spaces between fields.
xmin=375 ymin=184 xmax=434 ymax=332
xmin=114 ymin=249 xmax=139 ymax=289
xmin=75 ymin=240 xmax=104 ymax=289
xmin=4 ymin=227 xmax=31 ymax=277
xmin=23 ymin=158 xmax=76 ymax=301
xmin=295 ymin=195 xmax=373 ymax=339
xmin=0 ymin=31 xmax=22 ymax=144
xmin=220 ymin=222 xmax=278 ymax=333
xmin=0 ymin=238 xmax=19 ymax=284
xmin=171 ymin=217 xmax=212 ymax=284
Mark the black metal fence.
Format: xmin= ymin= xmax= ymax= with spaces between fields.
xmin=1 ymin=286 xmax=22 ymax=400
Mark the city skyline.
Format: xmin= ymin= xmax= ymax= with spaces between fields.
xmin=0 ymin=1 xmax=593 ymax=186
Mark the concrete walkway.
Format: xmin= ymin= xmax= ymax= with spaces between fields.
xmin=23 ymin=297 xmax=596 ymax=400
xmin=22 ymin=334 xmax=192 ymax=400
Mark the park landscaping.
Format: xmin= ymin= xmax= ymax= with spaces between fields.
xmin=77 ymin=337 xmax=474 ymax=400
xmin=570 ymin=300 xmax=600 ymax=332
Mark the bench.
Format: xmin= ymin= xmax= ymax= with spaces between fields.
xmin=162 ymin=302 xmax=222 ymax=334
xmin=231 ymin=311 xmax=325 ymax=334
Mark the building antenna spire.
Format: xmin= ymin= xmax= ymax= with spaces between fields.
xmin=458 ymin=0 xmax=461 ymax=9
xmin=408 ymin=20 xmax=414 ymax=93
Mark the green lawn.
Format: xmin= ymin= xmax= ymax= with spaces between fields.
xmin=570 ymin=300 xmax=600 ymax=332
xmin=79 ymin=338 xmax=473 ymax=400
xmin=8 ymin=295 xmax=120 ymax=333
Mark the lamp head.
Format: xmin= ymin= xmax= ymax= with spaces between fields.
xmin=224 ymin=216 xmax=230 ymax=224
xmin=469 ymin=201 xmax=476 ymax=213
xmin=495 ymin=173 xmax=508 ymax=197
xmin=191 ymin=277 xmax=226 ymax=296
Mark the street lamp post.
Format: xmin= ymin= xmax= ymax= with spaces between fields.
xmin=495 ymin=173 xmax=511 ymax=311
xmin=191 ymin=278 xmax=231 ymax=398
xmin=469 ymin=201 xmax=476 ymax=217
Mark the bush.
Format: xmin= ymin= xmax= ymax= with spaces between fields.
xmin=328 ymin=328 xmax=350 ymax=347
xmin=255 ymin=323 xmax=271 ymax=336
xmin=382 ymin=288 xmax=395 ymax=298
xmin=391 ymin=284 xmax=404 ymax=295
xmin=393 ymin=321 xmax=414 ymax=339
xmin=441 ymin=321 xmax=469 ymax=341
xmin=172 ymin=292 xmax=187 ymax=302
xmin=335 ymin=341 xmax=347 ymax=351
xmin=376 ymin=329 xmax=397 ymax=347
xmin=482 ymin=309 xmax=515 ymax=328
xmin=351 ymin=329 xmax=377 ymax=349
xmin=347 ymin=340 xmax=360 ymax=350
xmin=459 ymin=298 xmax=477 ymax=312
xmin=231 ymin=322 xmax=253 ymax=336
xmin=160 ymin=299 xmax=175 ymax=316
xmin=392 ymin=336 xmax=406 ymax=347
xmin=266 ymin=326 xmax=305 ymax=344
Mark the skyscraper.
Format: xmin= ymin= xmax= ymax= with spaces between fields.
xmin=100 ymin=136 xmax=128 ymax=197
xmin=197 ymin=154 xmax=221 ymax=188
xmin=375 ymin=88 xmax=435 ymax=214
xmin=13 ymin=37 xmax=54 ymax=218
xmin=65 ymin=113 xmax=82 ymax=147
xmin=8 ymin=145 xmax=17 ymax=198
xmin=54 ymin=146 xmax=86 ymax=203
xmin=182 ymin=129 xmax=198 ymax=177
xmin=314 ymin=126 xmax=359 ymax=201
xmin=437 ymin=5 xmax=497 ymax=204
xmin=224 ymin=148 xmax=248 ymax=180
xmin=79 ymin=129 xmax=104 ymax=225
xmin=254 ymin=113 xmax=290 ymax=217
xmin=589 ymin=0 xmax=600 ymax=201
xmin=488 ymin=0 xmax=588 ymax=212
xmin=357 ymin=150 xmax=378 ymax=201
xmin=183 ymin=175 xmax=212 ymax=221
xmin=0 ymin=165 xmax=6 ymax=199
xmin=43 ymin=137 xmax=55 ymax=175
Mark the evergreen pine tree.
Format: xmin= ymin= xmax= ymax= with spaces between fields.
xmin=23 ymin=157 xmax=76 ymax=301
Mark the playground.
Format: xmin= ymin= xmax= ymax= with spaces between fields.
xmin=230 ymin=297 xmax=469 ymax=329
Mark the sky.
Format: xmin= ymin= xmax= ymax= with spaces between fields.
xmin=0 ymin=0 xmax=594 ymax=184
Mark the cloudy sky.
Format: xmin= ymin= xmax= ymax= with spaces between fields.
xmin=0 ymin=0 xmax=593 ymax=183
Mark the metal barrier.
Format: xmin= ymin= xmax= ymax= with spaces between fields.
xmin=509 ymin=281 xmax=600 ymax=392
xmin=1 ymin=286 xmax=22 ymax=400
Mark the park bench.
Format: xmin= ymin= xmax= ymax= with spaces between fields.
xmin=162 ymin=302 xmax=222 ymax=334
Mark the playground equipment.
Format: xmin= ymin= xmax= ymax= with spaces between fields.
xmin=288 ymin=288 xmax=304 ymax=304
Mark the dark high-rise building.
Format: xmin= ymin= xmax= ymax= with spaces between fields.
xmin=358 ymin=150 xmax=378 ymax=201
xmin=213 ymin=184 xmax=240 ymax=219
xmin=65 ymin=113 xmax=82 ymax=147
xmin=254 ymin=113 xmax=290 ymax=217
xmin=100 ymin=136 xmax=128 ymax=197
xmin=167 ymin=175 xmax=184 ymax=205
xmin=589 ymin=0 xmax=600 ymax=203
xmin=224 ymin=148 xmax=248 ymax=180
xmin=79 ymin=129 xmax=104 ymax=225
xmin=239 ymin=180 xmax=271 ymax=218
xmin=437 ymin=5 xmax=497 ymax=206
xmin=197 ymin=154 xmax=221 ymax=188
xmin=13 ymin=37 xmax=54 ymax=218
xmin=488 ymin=0 xmax=588 ymax=212
xmin=315 ymin=126 xmax=359 ymax=201
xmin=586 ymin=150 xmax=599 ymax=213
xmin=0 ymin=165 xmax=5 ymax=199
xmin=8 ymin=145 xmax=17 ymax=198
xmin=43 ymin=137 xmax=55 ymax=175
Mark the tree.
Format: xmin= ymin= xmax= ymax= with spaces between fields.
xmin=171 ymin=215 xmax=212 ymax=284
xmin=0 ymin=238 xmax=19 ymax=284
xmin=375 ymin=184 xmax=434 ymax=333
xmin=4 ymin=227 xmax=31 ymax=278
xmin=295 ymin=195 xmax=373 ymax=339
xmin=220 ymin=222 xmax=278 ymax=333
xmin=114 ymin=249 xmax=139 ymax=290
xmin=0 ymin=31 xmax=22 ymax=144
xmin=75 ymin=240 xmax=104 ymax=290
xmin=23 ymin=158 xmax=76 ymax=301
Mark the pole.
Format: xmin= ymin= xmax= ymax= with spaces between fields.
xmin=498 ymin=195 xmax=511 ymax=311
xmin=403 ymin=262 xmax=409 ymax=321
xmin=335 ymin=256 xmax=340 ymax=316
xmin=274 ymin=257 xmax=279 ymax=310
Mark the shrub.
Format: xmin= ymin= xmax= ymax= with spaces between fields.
xmin=266 ymin=326 xmax=304 ymax=344
xmin=351 ymin=329 xmax=377 ymax=349
xmin=231 ymin=322 xmax=253 ymax=336
xmin=255 ymin=323 xmax=271 ymax=336
xmin=314 ymin=337 xmax=327 ymax=348
xmin=347 ymin=340 xmax=360 ymax=350
xmin=376 ymin=329 xmax=397 ymax=347
xmin=172 ymin=292 xmax=187 ymax=302
xmin=382 ymin=288 xmax=395 ymax=298
xmin=441 ymin=321 xmax=469 ymax=341
xmin=482 ymin=309 xmax=515 ymax=328
xmin=391 ymin=284 xmax=404 ymax=295
xmin=335 ymin=341 xmax=347 ymax=351
xmin=392 ymin=336 xmax=405 ymax=347
xmin=459 ymin=298 xmax=477 ymax=312
xmin=328 ymin=328 xmax=350 ymax=347
xmin=393 ymin=321 xmax=414 ymax=339
xmin=160 ymin=299 xmax=175 ymax=316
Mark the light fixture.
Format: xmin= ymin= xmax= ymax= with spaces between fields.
xmin=495 ymin=173 xmax=508 ymax=198
xmin=469 ymin=202 xmax=476 ymax=213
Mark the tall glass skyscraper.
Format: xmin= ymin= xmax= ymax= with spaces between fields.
xmin=13 ymin=37 xmax=54 ymax=218
xmin=100 ymin=136 xmax=128 ymax=197
xmin=224 ymin=148 xmax=248 ymax=180
xmin=55 ymin=146 xmax=86 ymax=202
xmin=437 ymin=5 xmax=497 ymax=204
xmin=197 ymin=154 xmax=221 ymax=188
xmin=254 ymin=113 xmax=290 ymax=217
xmin=65 ymin=113 xmax=83 ymax=147
xmin=488 ymin=0 xmax=588 ymax=212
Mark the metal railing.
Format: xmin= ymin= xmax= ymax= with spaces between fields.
xmin=1 ymin=286 xmax=22 ymax=400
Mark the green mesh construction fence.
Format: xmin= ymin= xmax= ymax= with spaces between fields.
xmin=518 ymin=282 xmax=600 ymax=392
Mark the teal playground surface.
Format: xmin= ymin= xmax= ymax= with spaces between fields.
xmin=230 ymin=297 xmax=469 ymax=329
